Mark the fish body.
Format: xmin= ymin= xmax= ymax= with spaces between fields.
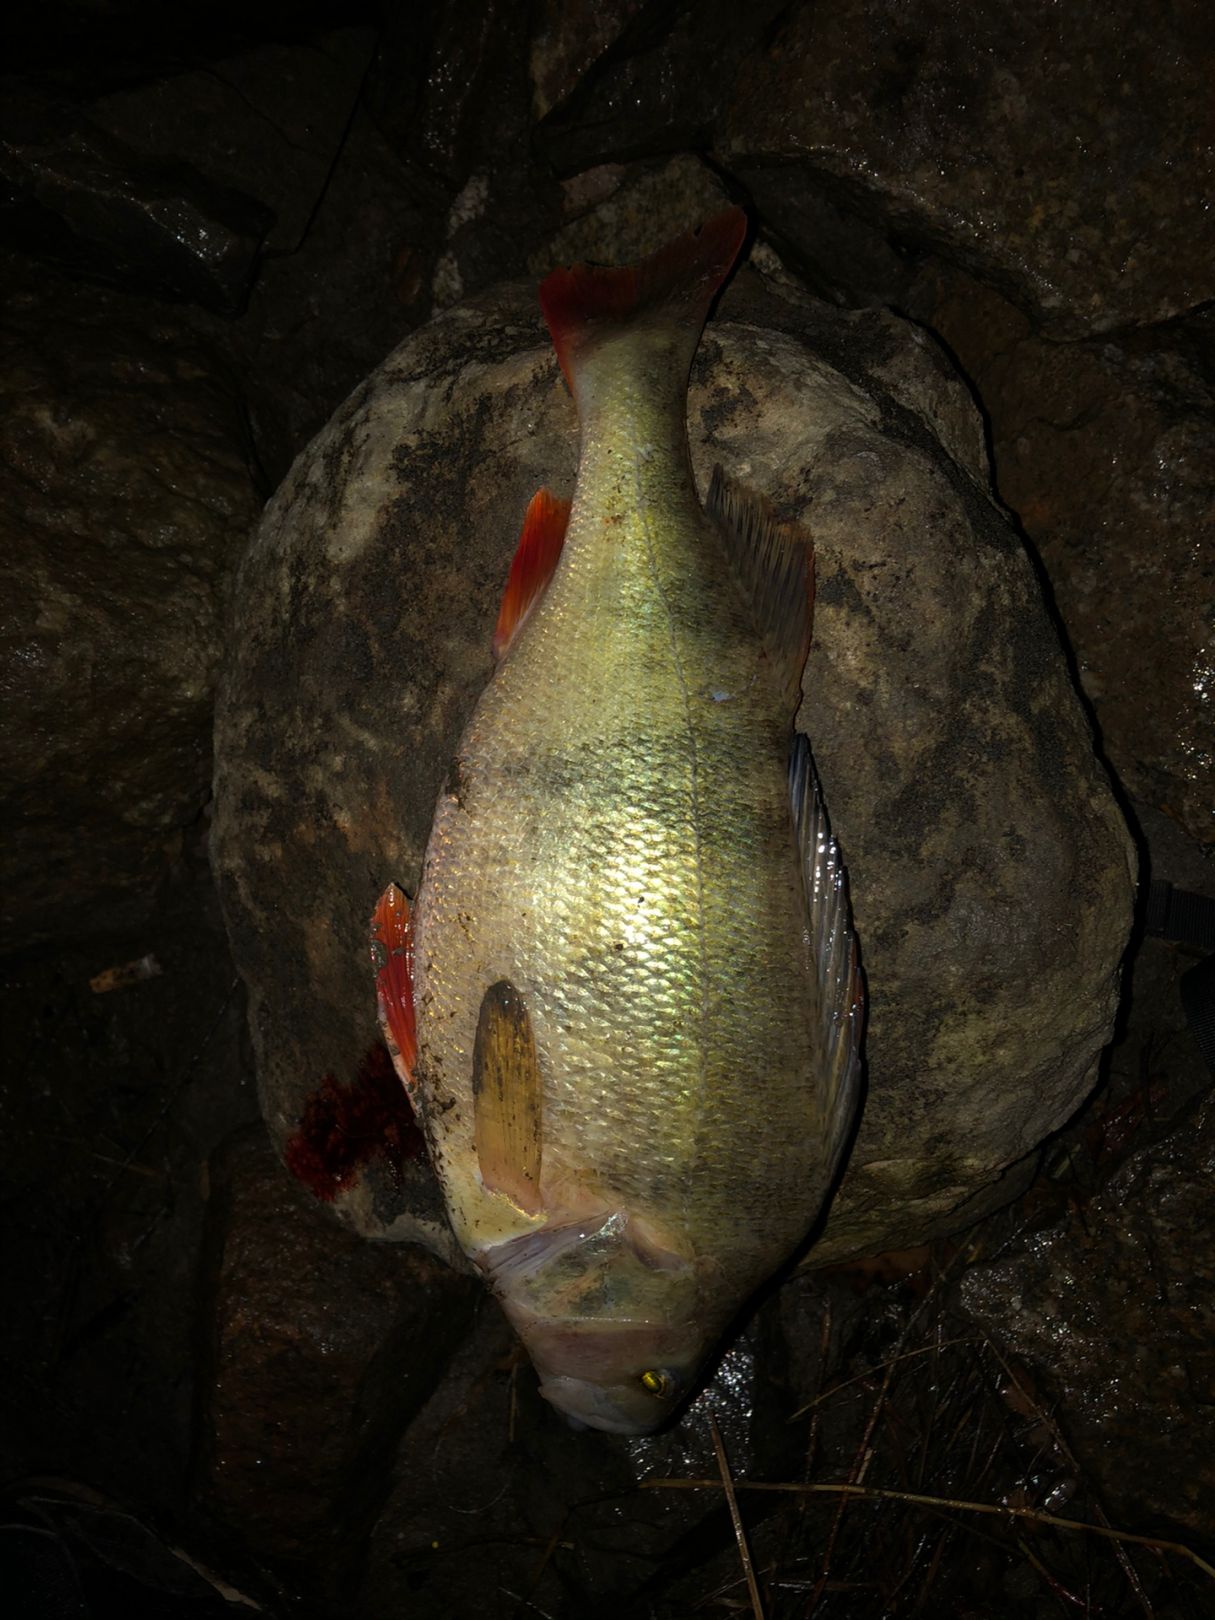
xmin=374 ymin=210 xmax=861 ymax=1434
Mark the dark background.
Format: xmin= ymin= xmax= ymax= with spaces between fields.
xmin=2 ymin=2 xmax=1212 ymax=1615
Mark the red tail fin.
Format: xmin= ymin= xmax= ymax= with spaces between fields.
xmin=539 ymin=206 xmax=747 ymax=390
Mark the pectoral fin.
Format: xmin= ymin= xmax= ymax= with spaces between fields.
xmin=789 ymin=735 xmax=864 ymax=1177
xmin=371 ymin=884 xmax=416 ymax=1089
xmin=493 ymin=489 xmax=571 ymax=658
xmin=473 ymin=979 xmax=544 ymax=1215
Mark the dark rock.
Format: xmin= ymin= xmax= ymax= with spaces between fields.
xmin=0 ymin=861 xmax=255 ymax=1514
xmin=212 ymin=253 xmax=1133 ymax=1267
xmin=911 ymin=263 xmax=1215 ymax=846
xmin=192 ymin=1125 xmax=478 ymax=1593
xmin=529 ymin=0 xmax=648 ymax=121
xmin=0 ymin=87 xmax=272 ymax=312
xmin=528 ymin=153 xmax=733 ymax=276
xmin=3 ymin=1480 xmax=277 ymax=1618
xmin=0 ymin=262 xmax=260 ymax=953
xmin=741 ymin=170 xmax=916 ymax=312
xmin=373 ymin=0 xmax=533 ymax=191
xmin=91 ymin=28 xmax=377 ymax=258
xmin=534 ymin=0 xmax=783 ymax=174
xmin=958 ymin=1093 xmax=1215 ymax=1541
xmin=361 ymin=1284 xmax=786 ymax=1616
xmin=231 ymin=107 xmax=438 ymax=488
xmin=721 ymin=0 xmax=1215 ymax=336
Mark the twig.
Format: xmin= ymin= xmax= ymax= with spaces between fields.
xmin=710 ymin=1415 xmax=766 ymax=1620
xmin=789 ymin=1337 xmax=976 ymax=1419
xmin=980 ymin=1337 xmax=1155 ymax=1617
xmin=640 ymin=1478 xmax=1215 ymax=1582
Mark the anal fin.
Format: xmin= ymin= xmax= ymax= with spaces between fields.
xmin=371 ymin=884 xmax=417 ymax=1089
xmin=473 ymin=979 xmax=544 ymax=1215
xmin=493 ymin=488 xmax=571 ymax=658
xmin=789 ymin=736 xmax=864 ymax=1176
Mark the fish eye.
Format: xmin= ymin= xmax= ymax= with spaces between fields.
xmin=639 ymin=1368 xmax=674 ymax=1400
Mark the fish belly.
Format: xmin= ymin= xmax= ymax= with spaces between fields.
xmin=413 ymin=494 xmax=824 ymax=1287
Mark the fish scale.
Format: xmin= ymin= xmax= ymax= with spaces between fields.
xmin=373 ymin=208 xmax=862 ymax=1434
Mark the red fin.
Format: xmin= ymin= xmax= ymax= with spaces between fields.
xmin=493 ymin=488 xmax=572 ymax=658
xmin=539 ymin=206 xmax=748 ymax=390
xmin=371 ymin=884 xmax=416 ymax=1088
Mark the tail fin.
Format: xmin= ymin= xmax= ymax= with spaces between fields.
xmin=539 ymin=206 xmax=748 ymax=391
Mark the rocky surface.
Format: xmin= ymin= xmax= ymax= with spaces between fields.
xmin=193 ymin=1127 xmax=478 ymax=1596
xmin=536 ymin=0 xmax=1215 ymax=336
xmin=211 ymin=260 xmax=1134 ymax=1265
xmin=0 ymin=854 xmax=255 ymax=1512
xmin=960 ymin=1095 xmax=1215 ymax=1541
xmin=0 ymin=86 xmax=273 ymax=312
xmin=910 ymin=263 xmax=1215 ymax=846
xmin=5 ymin=3 xmax=1214 ymax=1614
xmin=0 ymin=261 xmax=260 ymax=952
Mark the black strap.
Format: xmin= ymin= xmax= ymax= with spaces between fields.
xmin=1180 ymin=956 xmax=1215 ymax=1078
xmin=1144 ymin=879 xmax=1215 ymax=952
xmin=1145 ymin=880 xmax=1215 ymax=1077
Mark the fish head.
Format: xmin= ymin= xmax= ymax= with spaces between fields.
xmin=481 ymin=1209 xmax=712 ymax=1435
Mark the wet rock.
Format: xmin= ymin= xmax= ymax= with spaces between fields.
xmin=193 ymin=1126 xmax=477 ymax=1593
xmin=232 ymin=107 xmax=436 ymax=489
xmin=536 ymin=0 xmax=1214 ymax=335
xmin=0 ymin=263 xmax=259 ymax=953
xmin=91 ymin=28 xmax=377 ymax=259
xmin=0 ymin=88 xmax=272 ymax=313
xmin=528 ymin=153 xmax=732 ymax=276
xmin=911 ymin=264 xmax=1215 ymax=846
xmin=958 ymin=1093 xmax=1215 ymax=1540
xmin=721 ymin=0 xmax=1215 ymax=336
xmin=360 ymin=1284 xmax=788 ymax=1617
xmin=0 ymin=859 xmax=256 ymax=1514
xmin=4 ymin=1480 xmax=277 ymax=1618
xmin=212 ymin=251 xmax=1133 ymax=1266
xmin=529 ymin=0 xmax=647 ymax=121
xmin=535 ymin=0 xmax=782 ymax=174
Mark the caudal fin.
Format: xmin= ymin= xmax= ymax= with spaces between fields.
xmin=539 ymin=206 xmax=748 ymax=391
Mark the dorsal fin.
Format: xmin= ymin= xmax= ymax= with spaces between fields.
xmin=473 ymin=979 xmax=544 ymax=1216
xmin=493 ymin=488 xmax=572 ymax=658
xmin=539 ymin=206 xmax=748 ymax=392
xmin=370 ymin=884 xmax=416 ymax=1089
xmin=707 ymin=466 xmax=816 ymax=710
xmin=789 ymin=736 xmax=863 ymax=1176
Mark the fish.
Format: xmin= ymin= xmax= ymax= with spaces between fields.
xmin=371 ymin=207 xmax=863 ymax=1436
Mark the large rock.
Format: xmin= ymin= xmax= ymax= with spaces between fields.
xmin=535 ymin=0 xmax=1215 ymax=335
xmin=212 ymin=254 xmax=1134 ymax=1266
xmin=910 ymin=264 xmax=1215 ymax=847
xmin=0 ymin=264 xmax=260 ymax=953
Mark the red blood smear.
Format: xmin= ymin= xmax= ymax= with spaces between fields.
xmin=285 ymin=1041 xmax=425 ymax=1202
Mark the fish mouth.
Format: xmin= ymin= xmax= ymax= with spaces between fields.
xmin=537 ymin=1374 xmax=671 ymax=1435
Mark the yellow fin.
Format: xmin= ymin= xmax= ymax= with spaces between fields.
xmin=473 ymin=979 xmax=543 ymax=1215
